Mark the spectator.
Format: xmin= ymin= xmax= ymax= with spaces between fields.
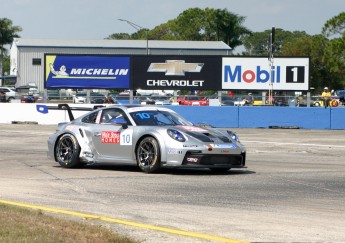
xmin=322 ymin=87 xmax=331 ymax=108
xmin=245 ymin=93 xmax=254 ymax=105
xmin=105 ymin=95 xmax=114 ymax=104
xmin=0 ymin=91 xmax=5 ymax=103
xmin=169 ymin=96 xmax=175 ymax=103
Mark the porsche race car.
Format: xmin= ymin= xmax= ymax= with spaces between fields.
xmin=44 ymin=104 xmax=246 ymax=173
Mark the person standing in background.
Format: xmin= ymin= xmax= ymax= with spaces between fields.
xmin=322 ymin=87 xmax=331 ymax=108
xmin=245 ymin=93 xmax=254 ymax=105
xmin=0 ymin=91 xmax=6 ymax=102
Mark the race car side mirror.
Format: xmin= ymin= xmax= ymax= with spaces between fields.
xmin=111 ymin=118 xmax=128 ymax=129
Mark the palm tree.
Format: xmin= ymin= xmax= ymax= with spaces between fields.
xmin=0 ymin=18 xmax=22 ymax=85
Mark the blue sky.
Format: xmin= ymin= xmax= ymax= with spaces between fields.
xmin=1 ymin=0 xmax=344 ymax=51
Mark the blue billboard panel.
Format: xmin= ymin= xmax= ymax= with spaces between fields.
xmin=45 ymin=55 xmax=130 ymax=89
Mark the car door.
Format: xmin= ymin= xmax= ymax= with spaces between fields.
xmin=88 ymin=108 xmax=134 ymax=162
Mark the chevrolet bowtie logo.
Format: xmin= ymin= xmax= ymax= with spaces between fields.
xmin=147 ymin=60 xmax=204 ymax=76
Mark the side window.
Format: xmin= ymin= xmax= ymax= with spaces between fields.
xmin=100 ymin=108 xmax=130 ymax=125
xmin=81 ymin=111 xmax=100 ymax=124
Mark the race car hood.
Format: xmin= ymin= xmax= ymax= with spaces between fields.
xmin=176 ymin=126 xmax=231 ymax=143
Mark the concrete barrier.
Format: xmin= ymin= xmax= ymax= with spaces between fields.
xmin=0 ymin=103 xmax=344 ymax=129
xmin=237 ymin=107 xmax=331 ymax=129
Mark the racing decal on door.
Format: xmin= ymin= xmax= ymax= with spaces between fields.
xmin=101 ymin=129 xmax=133 ymax=145
xmin=101 ymin=131 xmax=120 ymax=144
xmin=120 ymin=129 xmax=132 ymax=145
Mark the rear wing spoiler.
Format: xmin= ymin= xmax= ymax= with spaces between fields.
xmin=36 ymin=104 xmax=105 ymax=121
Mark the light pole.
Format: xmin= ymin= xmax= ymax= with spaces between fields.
xmin=118 ymin=19 xmax=148 ymax=55
xmin=268 ymin=27 xmax=275 ymax=105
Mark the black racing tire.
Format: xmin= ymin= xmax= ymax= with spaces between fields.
xmin=136 ymin=137 xmax=161 ymax=173
xmin=209 ymin=168 xmax=231 ymax=173
xmin=55 ymin=134 xmax=81 ymax=168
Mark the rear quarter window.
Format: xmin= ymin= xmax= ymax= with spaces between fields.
xmin=81 ymin=111 xmax=100 ymax=124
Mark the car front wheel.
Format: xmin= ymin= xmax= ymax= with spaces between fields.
xmin=136 ymin=137 xmax=161 ymax=173
xmin=55 ymin=134 xmax=81 ymax=168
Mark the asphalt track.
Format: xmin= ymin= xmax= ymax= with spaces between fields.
xmin=0 ymin=124 xmax=345 ymax=242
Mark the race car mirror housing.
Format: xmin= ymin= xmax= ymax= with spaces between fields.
xmin=111 ymin=118 xmax=128 ymax=129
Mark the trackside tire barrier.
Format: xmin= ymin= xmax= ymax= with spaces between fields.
xmin=330 ymin=100 xmax=339 ymax=107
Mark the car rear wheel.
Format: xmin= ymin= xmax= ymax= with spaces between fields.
xmin=55 ymin=134 xmax=81 ymax=168
xmin=136 ymin=137 xmax=161 ymax=173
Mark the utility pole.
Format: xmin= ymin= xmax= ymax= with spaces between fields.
xmin=268 ymin=27 xmax=275 ymax=105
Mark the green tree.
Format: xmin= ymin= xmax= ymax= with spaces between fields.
xmin=322 ymin=12 xmax=345 ymax=37
xmin=281 ymin=34 xmax=330 ymax=90
xmin=322 ymin=12 xmax=345 ymax=89
xmin=0 ymin=18 xmax=22 ymax=85
xmin=108 ymin=8 xmax=251 ymax=50
xmin=148 ymin=21 xmax=179 ymax=40
xmin=242 ymin=29 xmax=308 ymax=56
xmin=105 ymin=33 xmax=131 ymax=40
xmin=173 ymin=8 xmax=205 ymax=40
xmin=210 ymin=8 xmax=251 ymax=49
xmin=279 ymin=11 xmax=345 ymax=91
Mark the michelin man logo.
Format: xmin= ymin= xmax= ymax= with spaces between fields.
xmin=50 ymin=63 xmax=69 ymax=76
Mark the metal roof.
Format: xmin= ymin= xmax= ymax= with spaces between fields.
xmin=13 ymin=38 xmax=231 ymax=50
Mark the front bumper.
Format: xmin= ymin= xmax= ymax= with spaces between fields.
xmin=181 ymin=151 xmax=246 ymax=168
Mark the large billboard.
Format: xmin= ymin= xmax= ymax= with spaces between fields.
xmin=222 ymin=57 xmax=309 ymax=91
xmin=132 ymin=56 xmax=222 ymax=90
xmin=44 ymin=55 xmax=309 ymax=91
xmin=45 ymin=55 xmax=130 ymax=89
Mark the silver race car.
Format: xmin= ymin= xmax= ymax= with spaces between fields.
xmin=45 ymin=104 xmax=246 ymax=173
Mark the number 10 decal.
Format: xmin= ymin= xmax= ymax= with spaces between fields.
xmin=120 ymin=129 xmax=133 ymax=145
xmin=286 ymin=66 xmax=305 ymax=83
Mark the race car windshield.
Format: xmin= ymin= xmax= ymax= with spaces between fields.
xmin=130 ymin=110 xmax=192 ymax=126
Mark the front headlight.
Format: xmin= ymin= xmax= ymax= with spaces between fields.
xmin=167 ymin=129 xmax=186 ymax=142
xmin=227 ymin=131 xmax=239 ymax=142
